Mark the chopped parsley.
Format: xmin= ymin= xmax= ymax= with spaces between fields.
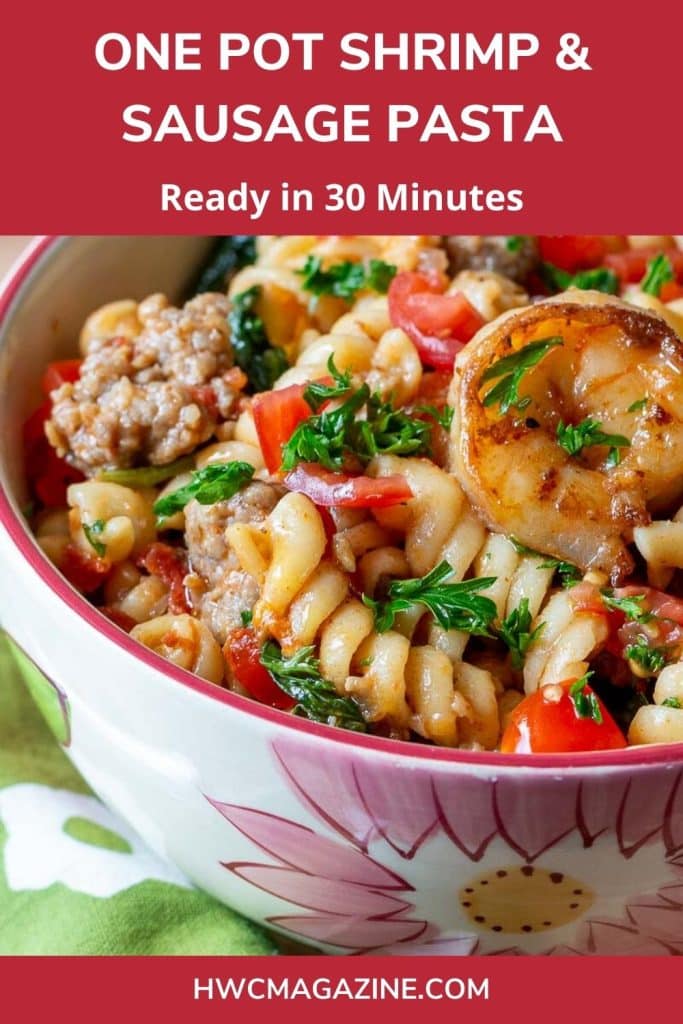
xmin=481 ymin=337 xmax=563 ymax=415
xmin=153 ymin=461 xmax=254 ymax=521
xmin=601 ymin=591 xmax=655 ymax=624
xmin=228 ymin=286 xmax=289 ymax=393
xmin=569 ymin=673 xmax=603 ymax=724
xmin=365 ymin=259 xmax=398 ymax=293
xmin=297 ymin=256 xmax=397 ymax=299
xmin=509 ymin=538 xmax=543 ymax=558
xmin=540 ymin=263 xmax=619 ymax=295
xmin=416 ymin=403 xmax=454 ymax=431
xmin=627 ymin=398 xmax=647 ymax=413
xmin=260 ymin=641 xmax=366 ymax=731
xmin=640 ymin=253 xmax=674 ymax=297
xmin=302 ymin=355 xmax=353 ymax=411
xmin=624 ymin=635 xmax=668 ymax=675
xmin=280 ymin=383 xmax=369 ymax=471
xmin=662 ymin=696 xmax=682 ymax=709
xmin=556 ymin=417 xmax=630 ymax=467
xmin=605 ymin=446 xmax=625 ymax=469
xmin=541 ymin=558 xmax=582 ymax=588
xmin=362 ymin=561 xmax=498 ymax=636
xmin=281 ymin=373 xmax=442 ymax=472
xmin=355 ymin=394 xmax=434 ymax=460
xmin=82 ymin=520 xmax=106 ymax=558
xmin=505 ymin=235 xmax=527 ymax=252
xmin=510 ymin=538 xmax=581 ymax=588
xmin=497 ymin=598 xmax=544 ymax=670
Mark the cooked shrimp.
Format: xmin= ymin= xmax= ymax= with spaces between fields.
xmin=450 ymin=290 xmax=683 ymax=583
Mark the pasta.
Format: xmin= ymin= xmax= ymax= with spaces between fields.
xmin=258 ymin=492 xmax=327 ymax=617
xmin=66 ymin=481 xmax=156 ymax=562
xmin=104 ymin=562 xmax=170 ymax=624
xmin=130 ymin=614 xmax=224 ymax=684
xmin=26 ymin=234 xmax=683 ymax=754
xmin=79 ymin=298 xmax=141 ymax=355
xmin=34 ymin=508 xmax=71 ymax=567
xmin=628 ymin=705 xmax=683 ymax=745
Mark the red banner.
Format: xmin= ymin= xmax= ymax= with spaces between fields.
xmin=1 ymin=955 xmax=681 ymax=1022
xmin=2 ymin=0 xmax=681 ymax=232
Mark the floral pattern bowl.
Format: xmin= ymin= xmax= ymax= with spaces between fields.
xmin=1 ymin=237 xmax=682 ymax=956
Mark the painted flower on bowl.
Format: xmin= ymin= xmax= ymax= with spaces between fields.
xmin=208 ymin=739 xmax=683 ymax=955
xmin=208 ymin=799 xmax=429 ymax=950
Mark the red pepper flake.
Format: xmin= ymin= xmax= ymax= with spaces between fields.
xmin=188 ymin=385 xmax=218 ymax=419
xmin=137 ymin=542 xmax=190 ymax=614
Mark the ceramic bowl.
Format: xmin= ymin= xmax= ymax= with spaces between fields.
xmin=1 ymin=236 xmax=682 ymax=956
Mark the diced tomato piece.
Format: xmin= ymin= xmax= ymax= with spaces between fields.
xmin=571 ymin=583 xmax=683 ymax=660
xmin=284 ymin=463 xmax=413 ymax=508
xmin=614 ymin=585 xmax=683 ymax=626
xmin=252 ymin=383 xmax=313 ymax=474
xmin=605 ymin=247 xmax=683 ymax=284
xmin=388 ymin=272 xmax=485 ymax=371
xmin=61 ymin=544 xmax=110 ymax=594
xmin=32 ymin=456 xmax=83 ymax=508
xmin=137 ymin=542 xmax=190 ymax=614
xmin=23 ymin=400 xmax=84 ymax=507
xmin=23 ymin=401 xmax=52 ymax=451
xmin=223 ymin=628 xmax=295 ymax=710
xmin=659 ymin=280 xmax=683 ymax=302
xmin=41 ymin=359 xmax=82 ymax=395
xmin=538 ymin=236 xmax=608 ymax=272
xmin=500 ymin=679 xmax=627 ymax=754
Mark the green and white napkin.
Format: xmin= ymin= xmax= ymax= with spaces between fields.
xmin=0 ymin=633 xmax=275 ymax=955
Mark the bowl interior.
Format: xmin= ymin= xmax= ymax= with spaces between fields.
xmin=2 ymin=235 xmax=683 ymax=771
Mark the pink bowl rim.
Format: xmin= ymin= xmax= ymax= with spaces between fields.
xmin=2 ymin=234 xmax=682 ymax=772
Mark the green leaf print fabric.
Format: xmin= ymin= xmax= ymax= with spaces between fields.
xmin=0 ymin=633 xmax=275 ymax=955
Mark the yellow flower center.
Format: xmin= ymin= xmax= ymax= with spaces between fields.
xmin=458 ymin=865 xmax=594 ymax=934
